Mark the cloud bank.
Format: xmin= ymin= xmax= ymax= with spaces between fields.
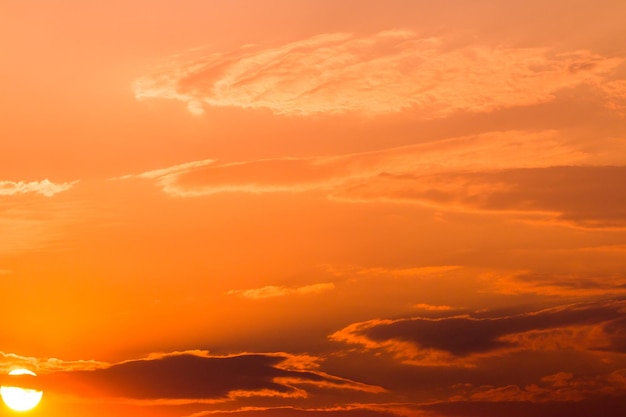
xmin=41 ymin=351 xmax=381 ymax=402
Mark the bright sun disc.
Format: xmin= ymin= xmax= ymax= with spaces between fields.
xmin=1 ymin=369 xmax=43 ymax=412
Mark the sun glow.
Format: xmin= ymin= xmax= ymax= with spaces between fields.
xmin=1 ymin=369 xmax=43 ymax=412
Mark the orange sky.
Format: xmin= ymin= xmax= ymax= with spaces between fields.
xmin=1 ymin=1 xmax=626 ymax=416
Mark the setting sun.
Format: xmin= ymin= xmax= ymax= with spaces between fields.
xmin=0 ymin=369 xmax=43 ymax=412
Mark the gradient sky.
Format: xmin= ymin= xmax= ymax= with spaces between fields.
xmin=1 ymin=1 xmax=626 ymax=416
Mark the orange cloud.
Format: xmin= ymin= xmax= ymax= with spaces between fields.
xmin=336 ymin=166 xmax=626 ymax=229
xmin=413 ymin=304 xmax=453 ymax=311
xmin=134 ymin=30 xmax=623 ymax=117
xmin=598 ymin=80 xmax=626 ymax=116
xmin=228 ymin=283 xmax=335 ymax=299
xmin=488 ymin=270 xmax=626 ymax=297
xmin=0 ymin=351 xmax=106 ymax=374
xmin=129 ymin=130 xmax=587 ymax=197
xmin=0 ymin=179 xmax=77 ymax=197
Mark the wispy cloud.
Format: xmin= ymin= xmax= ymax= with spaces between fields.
xmin=488 ymin=270 xmax=626 ymax=297
xmin=184 ymin=405 xmax=410 ymax=417
xmin=336 ymin=166 xmax=626 ymax=229
xmin=0 ymin=179 xmax=77 ymax=197
xmin=134 ymin=30 xmax=623 ymax=117
xmin=324 ymin=265 xmax=462 ymax=279
xmin=228 ymin=283 xmax=335 ymax=299
xmin=413 ymin=304 xmax=453 ymax=311
xmin=0 ymin=351 xmax=106 ymax=374
xmin=124 ymin=129 xmax=626 ymax=229
xmin=129 ymin=130 xmax=587 ymax=197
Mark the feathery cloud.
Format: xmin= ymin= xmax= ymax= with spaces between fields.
xmin=134 ymin=30 xmax=623 ymax=117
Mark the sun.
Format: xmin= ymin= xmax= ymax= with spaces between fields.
xmin=1 ymin=369 xmax=43 ymax=412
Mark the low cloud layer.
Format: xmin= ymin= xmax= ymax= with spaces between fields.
xmin=186 ymin=407 xmax=406 ymax=417
xmin=134 ymin=30 xmax=624 ymax=117
xmin=40 ymin=351 xmax=381 ymax=402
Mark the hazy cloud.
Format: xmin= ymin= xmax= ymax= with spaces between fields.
xmin=463 ymin=369 xmax=626 ymax=403
xmin=134 ymin=30 xmax=623 ymax=117
xmin=336 ymin=166 xmax=626 ymax=229
xmin=413 ymin=304 xmax=453 ymax=311
xmin=489 ymin=270 xmax=626 ymax=297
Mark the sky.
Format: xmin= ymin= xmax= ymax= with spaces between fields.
xmin=1 ymin=1 xmax=626 ymax=416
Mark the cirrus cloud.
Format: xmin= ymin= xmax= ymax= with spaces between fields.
xmin=134 ymin=30 xmax=624 ymax=117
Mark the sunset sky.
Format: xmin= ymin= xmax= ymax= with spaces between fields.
xmin=1 ymin=1 xmax=626 ymax=416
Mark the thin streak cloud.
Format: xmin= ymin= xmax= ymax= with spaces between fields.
xmin=128 ymin=130 xmax=587 ymax=197
xmin=228 ymin=283 xmax=335 ymax=299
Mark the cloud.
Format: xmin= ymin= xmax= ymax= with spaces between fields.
xmin=134 ymin=30 xmax=623 ymax=117
xmin=125 ymin=130 xmax=626 ymax=229
xmin=0 ymin=179 xmax=77 ymax=197
xmin=413 ymin=304 xmax=453 ymax=311
xmin=330 ymin=299 xmax=626 ymax=366
xmin=336 ymin=166 xmax=626 ymax=229
xmin=598 ymin=80 xmax=626 ymax=116
xmin=228 ymin=283 xmax=335 ymax=299
xmin=130 ymin=130 xmax=587 ymax=197
xmin=185 ymin=405 xmax=410 ymax=417
xmin=463 ymin=369 xmax=626 ymax=403
xmin=422 ymin=396 xmax=626 ymax=417
xmin=0 ymin=351 xmax=106 ymax=374
xmin=324 ymin=265 xmax=462 ymax=279
xmin=41 ymin=351 xmax=382 ymax=403
xmin=488 ymin=270 xmax=626 ymax=297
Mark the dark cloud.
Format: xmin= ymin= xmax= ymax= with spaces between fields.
xmin=423 ymin=396 xmax=626 ymax=417
xmin=188 ymin=406 xmax=404 ymax=417
xmin=42 ymin=352 xmax=376 ymax=400
xmin=331 ymin=299 xmax=626 ymax=363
